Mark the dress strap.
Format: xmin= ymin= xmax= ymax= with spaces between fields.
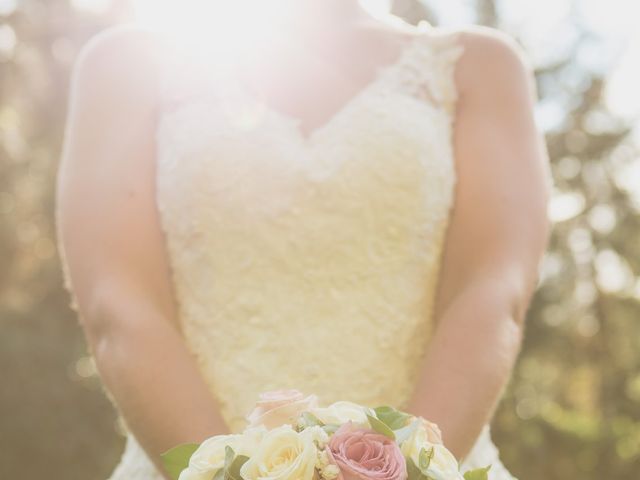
xmin=422 ymin=29 xmax=466 ymax=116
xmin=397 ymin=22 xmax=466 ymax=117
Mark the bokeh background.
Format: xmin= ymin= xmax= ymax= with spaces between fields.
xmin=1 ymin=0 xmax=639 ymax=478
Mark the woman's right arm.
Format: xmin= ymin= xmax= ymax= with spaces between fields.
xmin=55 ymin=26 xmax=229 ymax=478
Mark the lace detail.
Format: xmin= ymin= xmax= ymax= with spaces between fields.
xmin=460 ymin=425 xmax=519 ymax=479
xmin=152 ymin=24 xmax=463 ymax=431
xmin=56 ymin=18 xmax=517 ymax=480
xmin=375 ymin=22 xmax=465 ymax=116
xmin=107 ymin=435 xmax=164 ymax=480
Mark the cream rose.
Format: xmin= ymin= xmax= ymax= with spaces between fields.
xmin=246 ymin=389 xmax=319 ymax=429
xmin=401 ymin=419 xmax=463 ymax=480
xmin=407 ymin=416 xmax=444 ymax=446
xmin=416 ymin=444 xmax=464 ymax=480
xmin=178 ymin=433 xmax=242 ymax=480
xmin=240 ymin=424 xmax=269 ymax=452
xmin=308 ymin=401 xmax=370 ymax=427
xmin=177 ymin=426 xmax=267 ymax=480
xmin=240 ymin=424 xmax=328 ymax=480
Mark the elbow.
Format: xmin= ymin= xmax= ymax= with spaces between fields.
xmin=480 ymin=269 xmax=533 ymax=359
xmin=82 ymin=283 xmax=133 ymax=373
xmin=491 ymin=269 xmax=535 ymax=368
xmin=470 ymin=264 xmax=535 ymax=332
xmin=81 ymin=280 xmax=165 ymax=373
xmin=83 ymin=280 xmax=125 ymax=344
xmin=507 ymin=263 xmax=540 ymax=330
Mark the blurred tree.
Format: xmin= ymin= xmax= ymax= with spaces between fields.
xmin=470 ymin=2 xmax=640 ymax=479
xmin=0 ymin=1 xmax=132 ymax=478
xmin=0 ymin=0 xmax=638 ymax=479
xmin=391 ymin=0 xmax=435 ymax=25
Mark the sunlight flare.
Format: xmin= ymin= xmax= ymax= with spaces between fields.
xmin=132 ymin=0 xmax=394 ymax=69
xmin=132 ymin=0 xmax=288 ymax=70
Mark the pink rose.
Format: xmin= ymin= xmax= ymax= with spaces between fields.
xmin=245 ymin=389 xmax=319 ymax=429
xmin=325 ymin=422 xmax=407 ymax=480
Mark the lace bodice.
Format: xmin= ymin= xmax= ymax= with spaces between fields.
xmin=58 ymin=18 xmax=521 ymax=480
xmin=154 ymin=20 xmax=463 ymax=432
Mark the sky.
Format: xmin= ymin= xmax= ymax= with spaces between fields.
xmin=422 ymin=0 xmax=639 ymax=124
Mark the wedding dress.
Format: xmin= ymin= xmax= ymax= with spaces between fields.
xmin=59 ymin=16 xmax=534 ymax=480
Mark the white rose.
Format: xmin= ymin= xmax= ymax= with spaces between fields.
xmin=400 ymin=419 xmax=439 ymax=460
xmin=316 ymin=449 xmax=341 ymax=480
xmin=240 ymin=424 xmax=327 ymax=480
xmin=421 ymin=444 xmax=465 ymax=480
xmin=401 ymin=424 xmax=463 ymax=480
xmin=177 ymin=433 xmax=242 ymax=480
xmin=308 ymin=401 xmax=369 ymax=426
xmin=240 ymin=424 xmax=269 ymax=452
xmin=177 ymin=469 xmax=210 ymax=480
xmin=177 ymin=426 xmax=268 ymax=480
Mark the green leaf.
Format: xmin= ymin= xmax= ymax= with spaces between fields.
xmin=227 ymin=454 xmax=250 ymax=480
xmin=301 ymin=411 xmax=325 ymax=427
xmin=373 ymin=406 xmax=412 ymax=430
xmin=224 ymin=445 xmax=235 ymax=468
xmin=394 ymin=418 xmax=420 ymax=445
xmin=204 ymin=446 xmax=250 ymax=480
xmin=418 ymin=446 xmax=435 ymax=472
xmin=213 ymin=468 xmax=225 ymax=480
xmin=366 ymin=414 xmax=395 ymax=439
xmin=218 ymin=446 xmax=250 ymax=480
xmin=463 ymin=465 xmax=492 ymax=480
xmin=406 ymin=457 xmax=422 ymax=480
xmin=160 ymin=442 xmax=200 ymax=480
xmin=322 ymin=423 xmax=341 ymax=435
xmin=406 ymin=457 xmax=435 ymax=480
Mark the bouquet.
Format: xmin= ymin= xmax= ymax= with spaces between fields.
xmin=161 ymin=389 xmax=491 ymax=480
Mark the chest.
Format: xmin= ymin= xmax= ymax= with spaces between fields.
xmin=233 ymin=39 xmax=406 ymax=139
xmin=154 ymin=27 xmax=461 ymax=235
xmin=155 ymin=92 xmax=455 ymax=242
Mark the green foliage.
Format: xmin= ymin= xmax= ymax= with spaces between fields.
xmin=463 ymin=466 xmax=492 ymax=480
xmin=367 ymin=405 xmax=416 ymax=441
xmin=418 ymin=446 xmax=435 ymax=472
xmin=301 ymin=411 xmax=324 ymax=427
xmin=212 ymin=447 xmax=249 ymax=480
xmin=367 ymin=413 xmax=396 ymax=439
xmin=373 ymin=405 xmax=413 ymax=429
xmin=161 ymin=443 xmax=200 ymax=480
xmin=297 ymin=410 xmax=341 ymax=435
xmin=321 ymin=423 xmax=341 ymax=435
xmin=394 ymin=418 xmax=421 ymax=445
xmin=406 ymin=456 xmax=435 ymax=480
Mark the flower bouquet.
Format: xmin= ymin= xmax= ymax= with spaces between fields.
xmin=161 ymin=389 xmax=491 ymax=480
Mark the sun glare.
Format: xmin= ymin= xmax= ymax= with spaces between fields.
xmin=132 ymin=0 xmax=393 ymax=70
xmin=132 ymin=0 xmax=289 ymax=71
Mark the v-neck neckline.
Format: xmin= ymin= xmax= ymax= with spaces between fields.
xmin=231 ymin=22 xmax=431 ymax=143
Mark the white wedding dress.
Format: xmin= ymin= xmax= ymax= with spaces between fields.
xmin=60 ymin=17 xmax=523 ymax=480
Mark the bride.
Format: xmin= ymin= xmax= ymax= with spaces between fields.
xmin=55 ymin=0 xmax=551 ymax=479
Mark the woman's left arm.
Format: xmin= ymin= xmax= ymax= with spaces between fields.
xmin=405 ymin=27 xmax=552 ymax=460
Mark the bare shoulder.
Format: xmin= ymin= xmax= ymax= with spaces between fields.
xmin=448 ymin=25 xmax=536 ymax=100
xmin=70 ymin=24 xmax=170 ymax=108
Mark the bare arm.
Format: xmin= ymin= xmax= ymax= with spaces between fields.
xmin=55 ymin=26 xmax=229 ymax=477
xmin=405 ymin=27 xmax=551 ymax=460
